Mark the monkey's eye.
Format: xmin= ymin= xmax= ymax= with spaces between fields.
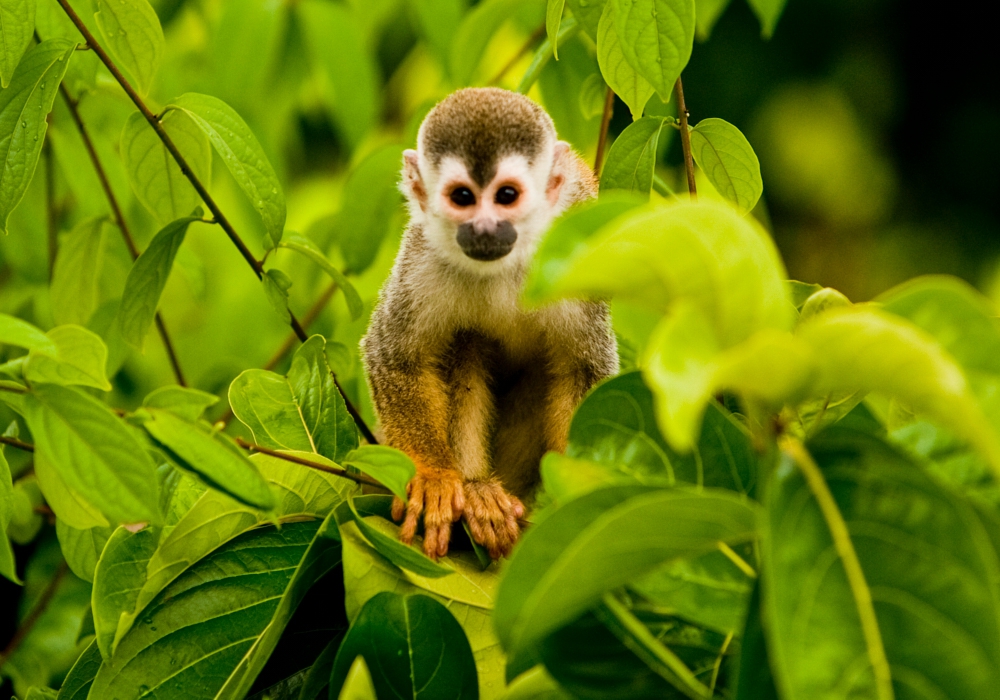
xmin=495 ymin=186 xmax=519 ymax=205
xmin=450 ymin=187 xmax=476 ymax=207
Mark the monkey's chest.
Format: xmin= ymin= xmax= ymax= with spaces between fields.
xmin=438 ymin=328 xmax=544 ymax=394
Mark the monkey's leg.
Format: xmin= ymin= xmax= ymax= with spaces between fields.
xmin=374 ymin=364 xmax=464 ymax=558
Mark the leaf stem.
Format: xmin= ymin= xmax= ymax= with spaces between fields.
xmin=780 ymin=437 xmax=894 ymax=700
xmin=57 ymin=83 xmax=187 ymax=387
xmin=593 ymin=87 xmax=615 ymax=175
xmin=52 ymin=0 xmax=377 ymax=438
xmin=674 ymin=76 xmax=697 ymax=200
xmin=0 ymin=435 xmax=34 ymax=452
xmin=234 ymin=437 xmax=383 ymax=488
xmin=0 ymin=561 xmax=68 ymax=674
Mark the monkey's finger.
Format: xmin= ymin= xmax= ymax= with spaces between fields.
xmin=511 ymin=496 xmax=525 ymax=519
xmin=391 ymin=496 xmax=406 ymax=522
xmin=400 ymin=479 xmax=424 ymax=543
xmin=451 ymin=485 xmax=465 ymax=521
xmin=423 ymin=525 xmax=439 ymax=559
xmin=436 ymin=522 xmax=452 ymax=558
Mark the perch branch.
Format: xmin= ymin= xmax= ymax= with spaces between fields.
xmin=235 ymin=437 xmax=383 ymax=488
xmin=0 ymin=435 xmax=34 ymax=452
xmin=674 ymin=76 xmax=697 ymax=199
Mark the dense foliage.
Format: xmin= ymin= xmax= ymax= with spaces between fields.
xmin=2 ymin=0 xmax=999 ymax=699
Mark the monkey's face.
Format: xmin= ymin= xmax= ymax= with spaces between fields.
xmin=404 ymin=148 xmax=566 ymax=275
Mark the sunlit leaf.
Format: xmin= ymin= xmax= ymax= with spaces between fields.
xmin=279 ymin=235 xmax=363 ymax=320
xmin=33 ymin=452 xmax=109 ymax=530
xmin=91 ymin=525 xmax=158 ymax=658
xmin=337 ymin=656 xmax=378 ymax=700
xmin=55 ymin=639 xmax=102 ymax=700
xmin=342 ymin=446 xmax=415 ymax=501
xmin=141 ymin=385 xmax=218 ymax=422
xmin=329 ymin=592 xmax=479 ymax=699
xmin=20 ymin=384 xmax=159 ymax=525
xmin=24 ymin=325 xmax=112 ymax=391
xmin=450 ymin=0 xmax=540 ymax=85
xmin=54 ymin=519 xmax=111 ymax=583
xmin=0 ymin=0 xmax=35 ymax=89
xmin=93 ymin=0 xmax=164 ymax=95
xmin=0 ymin=313 xmax=56 ymax=354
xmin=596 ymin=3 xmax=654 ymax=121
xmin=695 ymin=0 xmax=731 ymax=40
xmin=565 ymin=0 xmax=607 ymax=39
xmin=50 ymin=217 xmax=108 ymax=326
xmin=116 ymin=215 xmax=201 ymax=350
xmin=121 ymin=110 xmax=210 ymax=225
xmin=689 ymin=117 xmax=763 ymax=212
xmin=546 ymin=0 xmax=566 ymax=58
xmin=610 ymin=0 xmax=695 ymax=100
xmin=0 ymin=39 xmax=75 ymax=234
xmin=262 ymin=267 xmax=293 ymax=322
xmin=745 ymin=0 xmax=788 ymax=37
xmin=170 ymin=93 xmax=285 ymax=246
xmin=600 ymin=116 xmax=666 ymax=194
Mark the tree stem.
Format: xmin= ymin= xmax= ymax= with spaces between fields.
xmin=0 ymin=562 xmax=68 ymax=674
xmin=58 ymin=84 xmax=186 ymax=387
xmin=235 ymin=437 xmax=383 ymax=488
xmin=674 ymin=76 xmax=697 ymax=199
xmin=0 ymin=435 xmax=34 ymax=452
xmin=594 ymin=87 xmax=615 ymax=175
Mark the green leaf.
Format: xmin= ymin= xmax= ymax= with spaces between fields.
xmin=34 ymin=451 xmax=109 ymax=530
xmin=338 ymin=514 xmax=504 ymax=696
xmin=516 ymin=17 xmax=580 ymax=95
xmin=23 ymin=688 xmax=58 ymax=699
xmin=689 ymin=118 xmax=762 ymax=212
xmin=797 ymin=307 xmax=1000 ymax=474
xmin=500 ymin=666 xmax=573 ymax=700
xmin=546 ymin=0 xmax=566 ymax=58
xmin=494 ymin=484 xmax=758 ymax=655
xmin=262 ymin=267 xmax=293 ymax=322
xmin=408 ymin=0 xmax=466 ymax=71
xmin=523 ymin=194 xmax=643 ymax=306
xmin=20 ymin=383 xmax=159 ymax=525
xmin=579 ymin=73 xmax=608 ymax=120
xmin=336 ymin=496 xmax=454 ymax=579
xmin=565 ymin=0 xmax=607 ymax=39
xmin=764 ymin=429 xmax=1000 ymax=700
xmin=141 ymin=385 xmax=218 ymax=422
xmin=341 ymin=446 xmax=415 ymax=501
xmin=170 ymin=93 xmax=286 ymax=245
xmin=116 ymin=215 xmax=201 ymax=350
xmin=55 ymin=639 xmax=102 ymax=700
xmin=0 ymin=0 xmax=36 ymax=88
xmin=50 ymin=217 xmax=108 ymax=326
xmin=6 ymin=473 xmax=43 ymax=544
xmin=694 ymin=0 xmax=731 ymax=40
xmin=279 ymin=235 xmax=363 ymax=320
xmin=745 ymin=0 xmax=787 ymax=37
xmin=600 ymin=116 xmax=666 ymax=194
xmin=93 ymin=0 xmax=164 ymax=95
xmin=337 ymin=656 xmax=378 ymax=700
xmin=797 ymin=286 xmax=850 ymax=323
xmin=91 ymin=525 xmax=158 ymax=659
xmin=89 ymin=517 xmax=343 ymax=700
xmin=300 ymin=634 xmax=343 ymax=700
xmin=537 ymin=201 xmax=793 ymax=345
xmin=229 ymin=335 xmax=359 ymax=462
xmin=450 ymin=0 xmax=539 ymax=85
xmin=597 ymin=3 xmax=654 ymax=121
xmin=733 ymin=582 xmax=780 ymax=700
xmin=0 ymin=313 xmax=56 ymax=354
xmin=24 ymin=325 xmax=112 ymax=391
xmin=115 ymin=451 xmax=356 ymax=646
xmin=611 ymin=0 xmax=695 ymax=100
xmin=121 ymin=109 xmax=211 ymax=225
xmin=141 ymin=408 xmax=275 ymax=510
xmin=329 ymin=592 xmax=479 ymax=700
xmin=1 ymin=443 xmax=18 ymax=583
xmin=337 ymin=144 xmax=405 ymax=274
xmin=54 ymin=519 xmax=112 ymax=583
xmin=0 ymin=39 xmax=75 ymax=235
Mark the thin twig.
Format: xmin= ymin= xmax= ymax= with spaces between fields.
xmin=490 ymin=24 xmax=546 ymax=86
xmin=44 ymin=138 xmax=57 ymax=281
xmin=235 ymin=437 xmax=383 ymax=488
xmin=58 ymin=84 xmax=187 ymax=386
xmin=593 ymin=87 xmax=615 ymax=175
xmin=674 ymin=76 xmax=697 ymax=199
xmin=52 ymin=0 xmax=380 ymax=440
xmin=264 ymin=280 xmax=339 ymax=372
xmin=0 ymin=385 xmax=27 ymax=395
xmin=0 ymin=562 xmax=69 ymax=674
xmin=0 ymin=435 xmax=34 ymax=452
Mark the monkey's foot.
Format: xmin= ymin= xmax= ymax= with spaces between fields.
xmin=463 ymin=481 xmax=524 ymax=559
xmin=392 ymin=467 xmax=465 ymax=559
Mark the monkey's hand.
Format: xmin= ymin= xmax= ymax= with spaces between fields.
xmin=392 ymin=467 xmax=465 ymax=559
xmin=463 ymin=480 xmax=525 ymax=559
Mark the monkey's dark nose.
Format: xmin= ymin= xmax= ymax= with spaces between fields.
xmin=456 ymin=221 xmax=517 ymax=261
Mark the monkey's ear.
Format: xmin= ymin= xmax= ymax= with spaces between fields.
xmin=402 ymin=149 xmax=428 ymax=211
xmin=547 ymin=141 xmax=572 ymax=206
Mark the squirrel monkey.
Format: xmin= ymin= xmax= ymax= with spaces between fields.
xmin=362 ymin=88 xmax=618 ymax=559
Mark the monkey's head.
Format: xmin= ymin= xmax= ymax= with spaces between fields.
xmin=401 ymin=88 xmax=575 ymax=274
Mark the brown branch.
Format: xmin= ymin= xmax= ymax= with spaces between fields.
xmin=674 ymin=76 xmax=697 ymax=199
xmin=593 ymin=87 xmax=615 ymax=175
xmin=0 ymin=435 xmax=34 ymax=452
xmin=58 ymin=84 xmax=187 ymax=386
xmin=490 ymin=24 xmax=546 ymax=86
xmin=235 ymin=437 xmax=383 ymax=488
xmin=0 ymin=562 xmax=68 ymax=674
xmin=52 ymin=0 xmax=380 ymax=440
xmin=264 ymin=280 xmax=339 ymax=372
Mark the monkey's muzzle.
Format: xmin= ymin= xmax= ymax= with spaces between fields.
xmin=456 ymin=221 xmax=517 ymax=261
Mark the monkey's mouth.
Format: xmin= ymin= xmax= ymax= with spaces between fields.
xmin=457 ymin=221 xmax=517 ymax=261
